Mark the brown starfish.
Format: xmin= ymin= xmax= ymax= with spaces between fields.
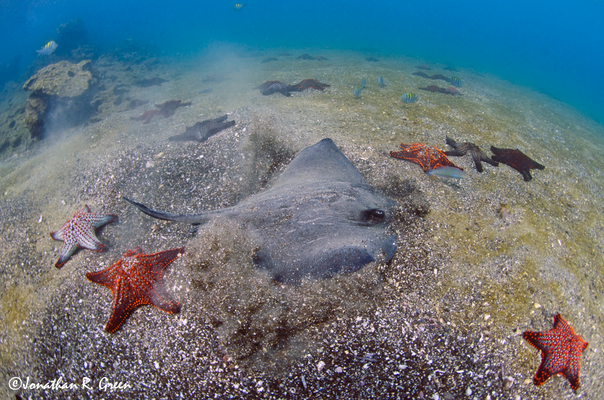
xmin=412 ymin=71 xmax=449 ymax=82
xmin=491 ymin=146 xmax=545 ymax=181
xmin=254 ymin=79 xmax=330 ymax=96
xmin=296 ymin=54 xmax=328 ymax=61
xmin=288 ymin=79 xmax=330 ymax=91
xmin=156 ymin=100 xmax=191 ymax=117
xmin=297 ymin=53 xmax=316 ymax=60
xmin=445 ymin=136 xmax=498 ymax=173
xmin=86 ymin=246 xmax=185 ymax=333
xmin=169 ymin=115 xmax=235 ymax=142
xmin=419 ymin=85 xmax=462 ymax=95
xmin=412 ymin=71 xmax=430 ymax=78
xmin=253 ymin=80 xmax=291 ymax=96
xmin=130 ymin=100 xmax=191 ymax=124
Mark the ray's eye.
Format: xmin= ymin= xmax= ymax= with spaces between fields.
xmin=361 ymin=208 xmax=386 ymax=224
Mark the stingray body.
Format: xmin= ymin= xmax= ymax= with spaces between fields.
xmin=125 ymin=138 xmax=397 ymax=283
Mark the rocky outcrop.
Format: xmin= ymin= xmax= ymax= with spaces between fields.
xmin=22 ymin=60 xmax=96 ymax=138
xmin=23 ymin=59 xmax=93 ymax=97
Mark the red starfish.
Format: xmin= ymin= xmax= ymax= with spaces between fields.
xmin=390 ymin=143 xmax=463 ymax=172
xmin=50 ymin=205 xmax=117 ymax=268
xmin=523 ymin=314 xmax=588 ymax=391
xmin=86 ymin=246 xmax=185 ymax=333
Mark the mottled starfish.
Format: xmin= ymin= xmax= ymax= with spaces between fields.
xmin=523 ymin=314 xmax=588 ymax=391
xmin=445 ymin=136 xmax=499 ymax=172
xmin=254 ymin=80 xmax=292 ymax=96
xmin=418 ymin=85 xmax=462 ymax=95
xmin=288 ymin=79 xmax=330 ymax=92
xmin=130 ymin=99 xmax=192 ymax=124
xmin=390 ymin=143 xmax=463 ymax=172
xmin=86 ymin=246 xmax=185 ymax=333
xmin=491 ymin=146 xmax=545 ymax=181
xmin=254 ymin=79 xmax=330 ymax=96
xmin=50 ymin=205 xmax=117 ymax=268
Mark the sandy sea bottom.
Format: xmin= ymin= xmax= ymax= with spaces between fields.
xmin=0 ymin=48 xmax=603 ymax=399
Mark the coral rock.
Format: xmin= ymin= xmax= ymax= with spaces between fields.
xmin=23 ymin=60 xmax=93 ymax=98
xmin=22 ymin=60 xmax=96 ymax=137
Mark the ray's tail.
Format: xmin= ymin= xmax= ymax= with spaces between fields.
xmin=123 ymin=197 xmax=208 ymax=224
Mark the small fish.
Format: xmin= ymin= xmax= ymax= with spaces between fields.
xmin=356 ymin=355 xmax=378 ymax=362
xmin=37 ymin=41 xmax=58 ymax=56
xmin=234 ymin=3 xmax=244 ymax=11
xmin=449 ymin=77 xmax=461 ymax=87
xmin=353 ymin=86 xmax=363 ymax=98
xmin=400 ymin=93 xmax=417 ymax=103
xmin=377 ymin=76 xmax=386 ymax=88
xmin=361 ymin=78 xmax=366 ymax=89
xmin=427 ymin=167 xmax=468 ymax=179
xmin=200 ymin=88 xmax=213 ymax=94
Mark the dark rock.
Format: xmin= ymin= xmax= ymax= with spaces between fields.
xmin=55 ymin=18 xmax=89 ymax=58
xmin=24 ymin=93 xmax=47 ymax=139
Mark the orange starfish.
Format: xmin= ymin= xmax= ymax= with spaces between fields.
xmin=86 ymin=246 xmax=185 ymax=333
xmin=523 ymin=314 xmax=588 ymax=391
xmin=390 ymin=143 xmax=462 ymax=172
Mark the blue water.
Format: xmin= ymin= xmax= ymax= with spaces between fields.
xmin=1 ymin=0 xmax=604 ymax=123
